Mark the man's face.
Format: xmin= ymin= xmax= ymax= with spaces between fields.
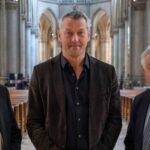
xmin=57 ymin=17 xmax=90 ymax=58
xmin=144 ymin=54 xmax=150 ymax=83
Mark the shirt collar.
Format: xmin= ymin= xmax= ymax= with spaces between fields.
xmin=61 ymin=53 xmax=89 ymax=70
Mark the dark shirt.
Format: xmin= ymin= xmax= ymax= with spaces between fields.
xmin=61 ymin=54 xmax=89 ymax=150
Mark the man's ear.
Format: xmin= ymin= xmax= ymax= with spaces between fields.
xmin=57 ymin=30 xmax=61 ymax=42
xmin=88 ymin=31 xmax=91 ymax=42
xmin=57 ymin=30 xmax=62 ymax=49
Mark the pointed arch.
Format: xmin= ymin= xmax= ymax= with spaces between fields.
xmin=91 ymin=9 xmax=111 ymax=64
xmin=38 ymin=9 xmax=58 ymax=63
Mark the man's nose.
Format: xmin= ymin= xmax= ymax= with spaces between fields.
xmin=71 ymin=33 xmax=79 ymax=42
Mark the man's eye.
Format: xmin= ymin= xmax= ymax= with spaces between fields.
xmin=66 ymin=32 xmax=72 ymax=36
xmin=79 ymin=32 xmax=85 ymax=35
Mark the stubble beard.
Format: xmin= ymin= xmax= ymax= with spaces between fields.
xmin=68 ymin=46 xmax=85 ymax=58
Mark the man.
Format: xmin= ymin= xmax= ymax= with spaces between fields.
xmin=124 ymin=45 xmax=150 ymax=150
xmin=0 ymin=84 xmax=21 ymax=150
xmin=27 ymin=11 xmax=122 ymax=150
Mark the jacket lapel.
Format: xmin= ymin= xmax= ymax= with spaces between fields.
xmin=52 ymin=54 xmax=66 ymax=117
xmin=88 ymin=57 xmax=103 ymax=148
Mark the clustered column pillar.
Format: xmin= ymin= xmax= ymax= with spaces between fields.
xmin=131 ymin=2 xmax=145 ymax=83
xmin=118 ymin=25 xmax=125 ymax=79
xmin=7 ymin=2 xmax=19 ymax=74
xmin=53 ymin=33 xmax=58 ymax=56
xmin=31 ymin=29 xmax=36 ymax=72
xmin=25 ymin=0 xmax=32 ymax=78
xmin=0 ymin=0 xmax=7 ymax=78
xmin=19 ymin=0 xmax=26 ymax=76
xmin=124 ymin=20 xmax=131 ymax=79
xmin=25 ymin=22 xmax=31 ymax=78
xmin=146 ymin=0 xmax=150 ymax=45
xmin=112 ymin=30 xmax=119 ymax=74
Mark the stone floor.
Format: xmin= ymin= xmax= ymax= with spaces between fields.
xmin=21 ymin=120 xmax=128 ymax=150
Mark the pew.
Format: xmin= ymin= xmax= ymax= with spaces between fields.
xmin=8 ymin=89 xmax=28 ymax=135
xmin=120 ymin=89 xmax=145 ymax=121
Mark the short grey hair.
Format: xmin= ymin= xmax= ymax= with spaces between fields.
xmin=141 ymin=45 xmax=150 ymax=70
xmin=58 ymin=11 xmax=91 ymax=31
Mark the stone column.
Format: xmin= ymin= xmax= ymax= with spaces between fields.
xmin=118 ymin=26 xmax=125 ymax=79
xmin=43 ymin=40 xmax=48 ymax=60
xmin=19 ymin=0 xmax=26 ymax=76
xmin=124 ymin=20 xmax=131 ymax=79
xmin=111 ymin=0 xmax=119 ymax=73
xmin=123 ymin=0 xmax=132 ymax=80
xmin=131 ymin=1 xmax=145 ymax=83
xmin=99 ymin=34 xmax=110 ymax=63
xmin=0 ymin=0 xmax=7 ymax=77
xmin=38 ymin=35 xmax=48 ymax=62
xmin=31 ymin=0 xmax=38 ymax=66
xmin=31 ymin=29 xmax=36 ymax=71
xmin=146 ymin=0 xmax=150 ymax=45
xmin=7 ymin=2 xmax=19 ymax=74
xmin=25 ymin=23 xmax=31 ymax=78
xmin=90 ymin=36 xmax=96 ymax=57
xmin=35 ymin=33 xmax=39 ymax=64
xmin=100 ymin=41 xmax=107 ymax=62
xmin=53 ymin=34 xmax=58 ymax=56
xmin=25 ymin=0 xmax=32 ymax=78
xmin=112 ymin=30 xmax=119 ymax=74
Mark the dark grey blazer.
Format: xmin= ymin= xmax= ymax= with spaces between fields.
xmin=0 ymin=84 xmax=21 ymax=150
xmin=27 ymin=53 xmax=122 ymax=150
xmin=124 ymin=89 xmax=150 ymax=150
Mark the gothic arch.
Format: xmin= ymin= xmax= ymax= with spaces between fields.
xmin=91 ymin=9 xmax=111 ymax=64
xmin=38 ymin=9 xmax=58 ymax=62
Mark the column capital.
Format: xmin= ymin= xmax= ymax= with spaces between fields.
xmin=20 ymin=14 xmax=26 ymax=20
xmin=31 ymin=27 xmax=39 ymax=38
xmin=6 ymin=1 xmax=18 ymax=10
xmin=123 ymin=9 xmax=128 ymax=20
xmin=26 ymin=21 xmax=32 ymax=28
xmin=118 ymin=21 xmax=125 ymax=28
xmin=112 ymin=28 xmax=119 ymax=34
xmin=132 ymin=0 xmax=146 ymax=10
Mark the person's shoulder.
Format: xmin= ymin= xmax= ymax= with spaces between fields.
xmin=0 ymin=84 xmax=7 ymax=91
xmin=0 ymin=84 xmax=8 ymax=97
xmin=89 ymin=55 xmax=113 ymax=68
xmin=134 ymin=89 xmax=150 ymax=104
xmin=34 ymin=54 xmax=60 ymax=70
xmin=136 ymin=90 xmax=150 ymax=99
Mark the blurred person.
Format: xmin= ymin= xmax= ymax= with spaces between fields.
xmin=124 ymin=45 xmax=150 ymax=150
xmin=0 ymin=84 xmax=21 ymax=150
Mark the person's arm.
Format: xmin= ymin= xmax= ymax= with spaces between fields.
xmin=27 ymin=67 xmax=54 ymax=150
xmin=5 ymin=87 xmax=22 ymax=150
xmin=124 ymin=98 xmax=136 ymax=150
xmin=98 ymin=67 xmax=122 ymax=150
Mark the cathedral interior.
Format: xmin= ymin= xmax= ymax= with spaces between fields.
xmin=0 ymin=0 xmax=150 ymax=149
xmin=0 ymin=0 xmax=150 ymax=88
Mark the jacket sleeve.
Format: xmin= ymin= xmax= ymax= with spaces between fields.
xmin=124 ymin=97 xmax=137 ymax=150
xmin=27 ymin=67 xmax=55 ymax=150
xmin=5 ymin=87 xmax=22 ymax=150
xmin=97 ymin=66 xmax=122 ymax=150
